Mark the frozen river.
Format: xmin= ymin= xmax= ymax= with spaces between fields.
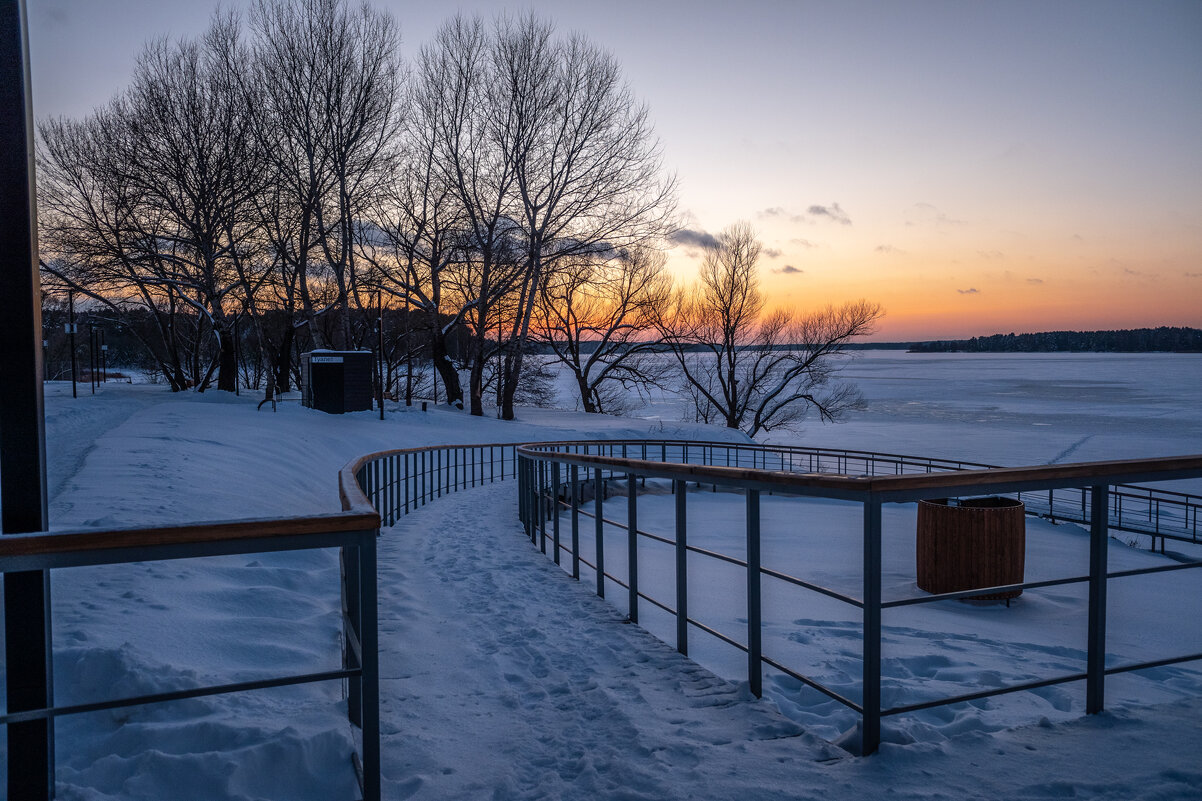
xmin=620 ymin=350 xmax=1202 ymax=490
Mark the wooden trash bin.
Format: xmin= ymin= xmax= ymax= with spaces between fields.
xmin=916 ymin=497 xmax=1025 ymax=601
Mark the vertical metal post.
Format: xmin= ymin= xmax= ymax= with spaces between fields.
xmin=570 ymin=464 xmax=580 ymax=579
xmin=517 ymin=458 xmax=524 ymax=525
xmin=358 ymin=529 xmax=381 ymax=801
xmin=377 ymin=289 xmax=384 ymax=421
xmin=89 ymin=325 xmax=96 ymax=393
xmin=861 ymin=496 xmax=883 ymax=756
xmin=746 ymin=489 xmax=762 ymax=697
xmin=1 ymin=3 xmax=54 ymax=794
xmin=595 ymin=467 xmax=605 ymax=598
xmin=539 ymin=461 xmax=547 ymax=553
xmin=627 ymin=472 xmax=638 ymax=624
xmin=1087 ymin=484 xmax=1109 ymax=714
xmin=519 ymin=459 xmax=527 ymax=530
xmin=552 ymin=462 xmax=561 ymax=565
xmin=341 ymin=544 xmax=363 ymax=727
xmin=675 ymin=479 xmax=688 ymax=655
xmin=68 ymin=289 xmax=77 ymax=397
xmin=232 ymin=318 xmax=238 ymax=395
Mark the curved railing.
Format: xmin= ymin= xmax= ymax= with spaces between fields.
xmin=343 ymin=438 xmax=1202 ymax=757
xmin=512 ymin=440 xmax=1202 ymax=756
xmin=341 ymin=442 xmax=523 ymax=526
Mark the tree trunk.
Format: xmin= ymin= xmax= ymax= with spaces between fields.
xmin=215 ymin=325 xmax=238 ymax=392
xmin=431 ymin=328 xmax=463 ymax=407
xmin=576 ymin=372 xmax=597 ymax=413
xmin=275 ymin=325 xmax=294 ymax=393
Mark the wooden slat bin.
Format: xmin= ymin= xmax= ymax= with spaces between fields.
xmin=916 ymin=497 xmax=1025 ymax=601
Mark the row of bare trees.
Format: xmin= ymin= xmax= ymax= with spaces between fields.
xmin=38 ymin=1 xmax=673 ymax=417
xmin=37 ymin=0 xmax=880 ymax=434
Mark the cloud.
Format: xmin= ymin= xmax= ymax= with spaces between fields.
xmin=790 ymin=238 xmax=816 ymax=249
xmin=874 ymin=244 xmax=905 ymax=255
xmin=773 ymin=265 xmax=803 ymax=274
xmin=1185 ymin=272 xmax=1202 ymax=278
xmin=1026 ymin=277 xmax=1044 ymax=285
xmin=908 ymin=202 xmax=966 ymax=227
xmin=977 ymin=250 xmax=1005 ymax=260
xmin=957 ymin=288 xmax=980 ymax=295
xmin=807 ymin=203 xmax=852 ymax=225
xmin=763 ymin=247 xmax=783 ymax=259
xmin=757 ymin=207 xmax=806 ymax=224
xmin=669 ymin=228 xmax=719 ymax=250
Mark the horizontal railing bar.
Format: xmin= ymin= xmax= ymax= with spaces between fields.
xmin=687 ymin=618 xmax=749 ymax=654
xmin=0 ymin=668 xmax=357 ymax=726
xmin=558 ymin=504 xmax=676 ymax=547
xmin=759 ymin=567 xmax=864 ymax=609
xmin=1105 ymin=653 xmax=1202 ymax=675
xmin=1104 ymin=561 xmax=1202 ymax=580
xmin=684 ymin=543 xmax=748 ymax=569
xmin=882 ymin=671 xmax=1089 ymax=717
xmin=760 ymin=654 xmax=863 ymax=713
xmin=637 ymin=590 xmax=676 ymax=617
xmin=881 ymin=575 xmax=1092 ymax=608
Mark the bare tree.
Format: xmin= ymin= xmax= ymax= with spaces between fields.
xmin=40 ymin=15 xmax=268 ymax=392
xmin=412 ymin=14 xmax=526 ymax=413
xmin=250 ymin=0 xmax=402 ymax=351
xmin=661 ymin=222 xmax=882 ymax=437
xmin=534 ymin=246 xmax=672 ymax=414
xmin=493 ymin=13 xmax=677 ymax=420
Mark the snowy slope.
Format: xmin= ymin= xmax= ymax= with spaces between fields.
xmin=0 ymin=354 xmax=1199 ymax=800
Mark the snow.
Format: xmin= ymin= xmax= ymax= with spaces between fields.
xmin=1 ymin=351 xmax=1200 ymax=799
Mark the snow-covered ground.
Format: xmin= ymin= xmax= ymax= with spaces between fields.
xmin=1 ymin=351 xmax=1200 ymax=799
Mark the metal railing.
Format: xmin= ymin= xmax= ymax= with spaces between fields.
xmin=1 ymin=508 xmax=381 ymax=800
xmin=514 ymin=440 xmax=1202 ymax=756
xmin=343 ymin=442 xmax=523 ymax=527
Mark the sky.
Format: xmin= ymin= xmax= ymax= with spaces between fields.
xmin=24 ymin=0 xmax=1202 ymax=340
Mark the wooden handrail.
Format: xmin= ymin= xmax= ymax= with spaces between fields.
xmin=0 ymin=509 xmax=379 ymax=560
xmin=517 ymin=442 xmax=1202 ymax=498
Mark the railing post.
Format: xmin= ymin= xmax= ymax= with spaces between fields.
xmin=341 ymin=544 xmax=363 ymax=727
xmin=539 ymin=460 xmax=547 ymax=553
xmin=1087 ymin=484 xmax=1109 ymax=714
xmin=552 ymin=462 xmax=561 ymax=565
xmin=358 ymin=529 xmax=381 ymax=801
xmin=384 ymin=456 xmax=392 ymax=525
xmin=628 ymin=472 xmax=639 ymax=624
xmin=517 ymin=456 xmax=525 ymax=526
xmin=595 ymin=467 xmax=605 ymax=598
xmin=675 ymin=479 xmax=688 ymax=655
xmin=571 ymin=464 xmax=580 ymax=579
xmin=861 ymin=495 xmax=882 ymax=756
xmin=746 ymin=489 xmax=762 ymax=698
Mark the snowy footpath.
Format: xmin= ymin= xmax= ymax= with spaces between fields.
xmin=378 ymin=483 xmax=1202 ymax=801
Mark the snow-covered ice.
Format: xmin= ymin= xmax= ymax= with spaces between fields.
xmin=0 ymin=351 xmax=1199 ymax=799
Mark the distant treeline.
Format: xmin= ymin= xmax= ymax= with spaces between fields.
xmin=908 ymin=327 xmax=1202 ymax=353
